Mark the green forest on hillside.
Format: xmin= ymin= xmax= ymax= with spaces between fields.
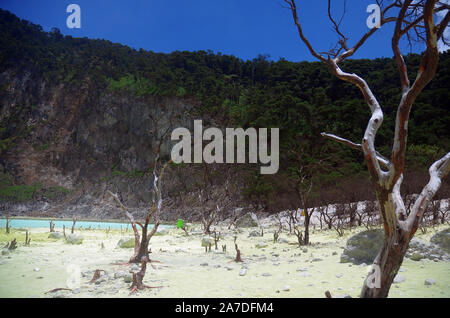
xmin=0 ymin=9 xmax=449 ymax=208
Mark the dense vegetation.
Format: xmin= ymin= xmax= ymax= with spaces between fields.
xmin=0 ymin=9 xmax=449 ymax=207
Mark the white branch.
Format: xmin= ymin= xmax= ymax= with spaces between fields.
xmin=406 ymin=152 xmax=450 ymax=233
xmin=321 ymin=132 xmax=391 ymax=168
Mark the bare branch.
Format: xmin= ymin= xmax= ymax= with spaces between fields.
xmin=321 ymin=133 xmax=391 ymax=168
xmin=392 ymin=0 xmax=413 ymax=93
xmin=284 ymin=0 xmax=327 ymax=62
xmin=390 ymin=0 xmax=440 ymax=189
xmin=406 ymin=152 xmax=450 ymax=236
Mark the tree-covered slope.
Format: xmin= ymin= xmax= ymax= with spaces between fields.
xmin=0 ymin=9 xmax=448 ymax=217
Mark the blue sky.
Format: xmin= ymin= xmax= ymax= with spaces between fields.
xmin=0 ymin=0 xmax=436 ymax=62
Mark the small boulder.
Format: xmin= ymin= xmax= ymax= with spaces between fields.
xmin=117 ymin=237 xmax=135 ymax=248
xmin=248 ymin=230 xmax=261 ymax=237
xmin=48 ymin=232 xmax=64 ymax=239
xmin=424 ymin=278 xmax=435 ymax=286
xmin=393 ymin=274 xmax=406 ymax=284
xmin=236 ymin=213 xmax=258 ymax=228
xmin=65 ymin=234 xmax=84 ymax=245
xmin=201 ymin=237 xmax=214 ymax=247
xmin=341 ymin=229 xmax=384 ymax=265
xmin=430 ymin=228 xmax=450 ymax=254
xmin=123 ymin=274 xmax=133 ymax=283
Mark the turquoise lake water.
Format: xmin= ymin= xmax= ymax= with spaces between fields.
xmin=0 ymin=218 xmax=172 ymax=230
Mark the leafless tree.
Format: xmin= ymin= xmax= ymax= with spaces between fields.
xmin=198 ymin=165 xmax=234 ymax=234
xmin=71 ymin=217 xmax=77 ymax=234
xmin=333 ymin=204 xmax=346 ymax=236
xmin=106 ymin=156 xmax=170 ymax=264
xmin=233 ymin=236 xmax=242 ymax=262
xmin=5 ymin=214 xmax=10 ymax=234
xmin=284 ymin=0 xmax=450 ymax=297
xmin=25 ymin=230 xmax=31 ymax=245
xmin=293 ymin=224 xmax=304 ymax=246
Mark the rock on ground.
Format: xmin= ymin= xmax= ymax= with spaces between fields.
xmin=430 ymin=228 xmax=450 ymax=254
xmin=65 ymin=234 xmax=84 ymax=245
xmin=48 ymin=232 xmax=64 ymax=239
xmin=340 ymin=229 xmax=384 ymax=265
xmin=117 ymin=237 xmax=135 ymax=248
xmin=235 ymin=213 xmax=258 ymax=228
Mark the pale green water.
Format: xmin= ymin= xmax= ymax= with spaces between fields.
xmin=0 ymin=218 xmax=172 ymax=230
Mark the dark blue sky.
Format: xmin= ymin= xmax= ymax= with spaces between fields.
xmin=0 ymin=0 xmax=429 ymax=62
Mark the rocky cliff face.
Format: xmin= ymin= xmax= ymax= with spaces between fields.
xmin=0 ymin=69 xmax=242 ymax=221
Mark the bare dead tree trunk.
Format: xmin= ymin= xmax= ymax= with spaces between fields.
xmin=89 ymin=269 xmax=106 ymax=284
xmin=106 ymin=158 xmax=170 ymax=264
xmin=8 ymin=238 xmax=17 ymax=250
xmin=25 ymin=230 xmax=31 ymax=245
xmin=213 ymin=230 xmax=220 ymax=250
xmin=293 ymin=225 xmax=304 ymax=247
xmin=49 ymin=220 xmax=55 ymax=232
xmin=285 ymin=0 xmax=449 ymax=297
xmin=128 ymin=256 xmax=163 ymax=294
xmin=71 ymin=218 xmax=77 ymax=234
xmin=233 ymin=236 xmax=242 ymax=263
xmin=5 ymin=214 xmax=10 ymax=234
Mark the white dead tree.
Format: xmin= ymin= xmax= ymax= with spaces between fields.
xmin=285 ymin=0 xmax=450 ymax=298
xmin=107 ymin=157 xmax=170 ymax=265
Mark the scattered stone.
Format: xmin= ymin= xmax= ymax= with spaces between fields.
xmin=225 ymin=266 xmax=234 ymax=271
xmin=201 ymin=237 xmax=214 ymax=247
xmin=335 ymin=273 xmax=343 ymax=278
xmin=65 ymin=234 xmax=84 ymax=245
xmin=282 ymin=285 xmax=290 ymax=291
xmin=239 ymin=268 xmax=247 ymax=276
xmin=123 ymin=274 xmax=133 ymax=283
xmin=48 ymin=232 xmax=64 ymax=239
xmin=33 ymin=267 xmax=40 ymax=272
xmin=312 ymin=258 xmax=323 ymax=262
xmin=117 ymin=237 xmax=135 ymax=248
xmin=298 ymin=272 xmax=312 ymax=277
xmin=200 ymin=262 xmax=208 ymax=266
xmin=393 ymin=274 xmax=406 ymax=284
xmin=341 ymin=229 xmax=384 ymax=265
xmin=1 ymin=249 xmax=9 ymax=256
xmin=262 ymin=273 xmax=272 ymax=277
xmin=248 ymin=230 xmax=261 ymax=237
xmin=406 ymin=238 xmax=449 ymax=262
xmin=430 ymin=228 xmax=450 ymax=253
xmin=114 ymin=271 xmax=126 ymax=279
xmin=236 ymin=213 xmax=259 ymax=228
xmin=255 ymin=243 xmax=268 ymax=249
xmin=332 ymin=251 xmax=338 ymax=256
xmin=424 ymin=278 xmax=435 ymax=286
